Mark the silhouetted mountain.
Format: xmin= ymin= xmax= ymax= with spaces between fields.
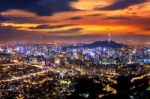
xmin=63 ymin=41 xmax=127 ymax=49
xmin=83 ymin=41 xmax=126 ymax=48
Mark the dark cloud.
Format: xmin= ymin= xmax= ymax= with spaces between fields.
xmin=48 ymin=28 xmax=83 ymax=35
xmin=87 ymin=14 xmax=100 ymax=17
xmin=60 ymin=28 xmax=82 ymax=34
xmin=5 ymin=16 xmax=36 ymax=23
xmin=68 ymin=16 xmax=82 ymax=20
xmin=0 ymin=15 xmax=9 ymax=21
xmin=0 ymin=0 xmax=79 ymax=16
xmin=106 ymin=16 xmax=130 ymax=20
xmin=144 ymin=27 xmax=150 ymax=31
xmin=98 ymin=0 xmax=148 ymax=10
xmin=2 ymin=16 xmax=58 ymax=23
xmin=31 ymin=24 xmax=76 ymax=29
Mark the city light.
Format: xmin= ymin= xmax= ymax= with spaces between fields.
xmin=0 ymin=0 xmax=150 ymax=99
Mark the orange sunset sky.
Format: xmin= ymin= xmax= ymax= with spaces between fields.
xmin=0 ymin=0 xmax=150 ymax=43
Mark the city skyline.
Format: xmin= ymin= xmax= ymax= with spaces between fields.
xmin=0 ymin=0 xmax=150 ymax=43
xmin=0 ymin=1 xmax=150 ymax=98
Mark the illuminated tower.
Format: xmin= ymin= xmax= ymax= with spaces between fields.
xmin=108 ymin=33 xmax=111 ymax=43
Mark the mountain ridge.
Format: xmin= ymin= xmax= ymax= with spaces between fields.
xmin=63 ymin=41 xmax=127 ymax=49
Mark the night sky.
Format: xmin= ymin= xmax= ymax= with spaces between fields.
xmin=0 ymin=0 xmax=150 ymax=43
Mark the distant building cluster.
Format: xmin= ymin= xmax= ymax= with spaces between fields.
xmin=0 ymin=43 xmax=150 ymax=66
